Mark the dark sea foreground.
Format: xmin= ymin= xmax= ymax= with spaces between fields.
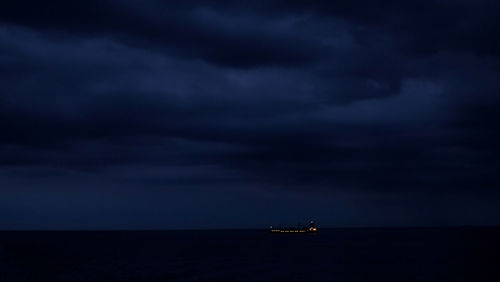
xmin=0 ymin=228 xmax=499 ymax=282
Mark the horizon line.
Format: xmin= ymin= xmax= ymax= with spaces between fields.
xmin=1 ymin=225 xmax=499 ymax=232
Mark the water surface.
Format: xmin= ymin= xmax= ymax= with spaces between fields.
xmin=1 ymin=228 xmax=498 ymax=281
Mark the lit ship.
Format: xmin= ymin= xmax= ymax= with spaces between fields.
xmin=269 ymin=220 xmax=317 ymax=233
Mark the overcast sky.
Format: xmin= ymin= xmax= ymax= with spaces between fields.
xmin=1 ymin=0 xmax=500 ymax=229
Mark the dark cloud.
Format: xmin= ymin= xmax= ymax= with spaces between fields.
xmin=0 ymin=0 xmax=328 ymax=68
xmin=1 ymin=0 xmax=500 ymax=228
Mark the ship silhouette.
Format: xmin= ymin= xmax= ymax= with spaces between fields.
xmin=269 ymin=220 xmax=317 ymax=233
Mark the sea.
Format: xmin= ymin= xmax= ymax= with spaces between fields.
xmin=0 ymin=228 xmax=498 ymax=281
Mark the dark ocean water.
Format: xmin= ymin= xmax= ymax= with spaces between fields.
xmin=0 ymin=228 xmax=499 ymax=281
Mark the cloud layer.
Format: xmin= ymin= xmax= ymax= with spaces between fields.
xmin=1 ymin=0 xmax=500 ymax=228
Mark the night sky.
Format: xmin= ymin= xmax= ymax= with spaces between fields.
xmin=1 ymin=0 xmax=500 ymax=229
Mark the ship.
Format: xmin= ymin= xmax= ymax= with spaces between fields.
xmin=269 ymin=220 xmax=317 ymax=233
